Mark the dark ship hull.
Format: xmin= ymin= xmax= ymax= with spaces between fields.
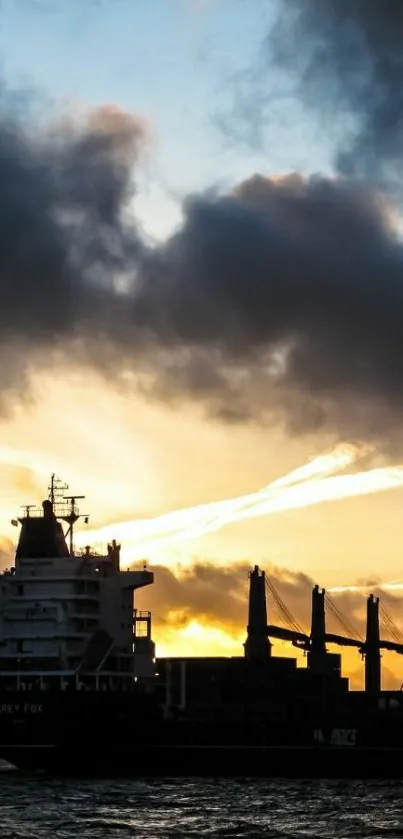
xmin=4 ymin=743 xmax=403 ymax=779
xmin=2 ymin=689 xmax=403 ymax=778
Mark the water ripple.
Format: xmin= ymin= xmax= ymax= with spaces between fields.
xmin=1 ymin=775 xmax=403 ymax=838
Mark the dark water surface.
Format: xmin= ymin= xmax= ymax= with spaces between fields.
xmin=0 ymin=773 xmax=403 ymax=838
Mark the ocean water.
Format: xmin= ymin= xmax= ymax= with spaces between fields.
xmin=1 ymin=773 xmax=403 ymax=838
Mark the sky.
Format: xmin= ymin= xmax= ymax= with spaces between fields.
xmin=0 ymin=0 xmax=272 ymax=235
xmin=1 ymin=0 xmax=403 ymax=689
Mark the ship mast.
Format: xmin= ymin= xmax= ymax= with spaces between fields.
xmin=48 ymin=474 xmax=68 ymax=511
xmin=15 ymin=475 xmax=89 ymax=556
xmin=49 ymin=473 xmax=56 ymax=507
xmin=48 ymin=475 xmax=89 ymax=555
xmin=62 ymin=494 xmax=86 ymax=555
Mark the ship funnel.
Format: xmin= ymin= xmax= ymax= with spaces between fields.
xmin=42 ymin=499 xmax=55 ymax=519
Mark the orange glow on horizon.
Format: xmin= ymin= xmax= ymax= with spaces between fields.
xmin=1 ymin=374 xmax=403 ymax=684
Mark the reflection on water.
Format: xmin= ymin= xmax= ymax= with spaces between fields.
xmin=0 ymin=774 xmax=403 ymax=838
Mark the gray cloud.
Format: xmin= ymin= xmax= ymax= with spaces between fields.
xmin=268 ymin=0 xmax=403 ymax=190
xmin=1 ymin=91 xmax=403 ymax=446
xmin=0 ymin=102 xmax=146 ymax=403
xmin=133 ymin=173 xmax=403 ymax=446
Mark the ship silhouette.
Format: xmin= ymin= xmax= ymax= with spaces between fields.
xmin=1 ymin=477 xmax=403 ymax=777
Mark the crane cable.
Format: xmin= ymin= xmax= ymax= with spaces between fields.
xmin=380 ymin=602 xmax=403 ymax=644
xmin=325 ymin=593 xmax=363 ymax=642
xmin=265 ymin=578 xmax=307 ymax=636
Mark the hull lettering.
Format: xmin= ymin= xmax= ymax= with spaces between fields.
xmin=0 ymin=703 xmax=43 ymax=714
xmin=313 ymin=727 xmax=357 ymax=746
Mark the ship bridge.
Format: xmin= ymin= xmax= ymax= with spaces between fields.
xmin=0 ymin=475 xmax=155 ymax=692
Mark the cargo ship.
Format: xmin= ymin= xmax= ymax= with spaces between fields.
xmin=1 ymin=476 xmax=403 ymax=777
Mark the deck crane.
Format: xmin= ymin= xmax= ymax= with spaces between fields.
xmin=244 ymin=566 xmax=403 ymax=694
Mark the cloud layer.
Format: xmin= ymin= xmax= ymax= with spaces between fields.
xmin=1 ymin=44 xmax=403 ymax=447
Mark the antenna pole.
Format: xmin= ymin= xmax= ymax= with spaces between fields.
xmin=69 ymin=502 xmax=73 ymax=555
xmin=49 ymin=474 xmax=55 ymax=506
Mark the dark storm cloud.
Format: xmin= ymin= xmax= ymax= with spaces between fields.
xmin=269 ymin=0 xmax=403 ymax=187
xmin=134 ymin=173 xmax=403 ymax=445
xmin=0 ymin=103 xmax=146 ymax=399
xmin=2 ymin=94 xmax=403 ymax=445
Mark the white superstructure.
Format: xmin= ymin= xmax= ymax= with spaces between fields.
xmin=0 ymin=478 xmax=155 ymax=692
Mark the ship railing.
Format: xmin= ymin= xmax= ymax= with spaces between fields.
xmin=19 ymin=505 xmax=43 ymax=518
xmin=0 ymin=670 xmax=153 ymax=692
xmin=74 ymin=548 xmax=104 ymax=558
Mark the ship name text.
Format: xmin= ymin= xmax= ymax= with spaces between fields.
xmin=313 ymin=727 xmax=357 ymax=746
xmin=0 ymin=703 xmax=43 ymax=715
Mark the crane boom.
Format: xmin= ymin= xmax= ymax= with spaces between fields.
xmin=266 ymin=625 xmax=310 ymax=645
xmin=325 ymin=633 xmax=362 ymax=648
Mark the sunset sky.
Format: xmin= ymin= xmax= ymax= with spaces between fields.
xmin=1 ymin=0 xmax=403 ymax=689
